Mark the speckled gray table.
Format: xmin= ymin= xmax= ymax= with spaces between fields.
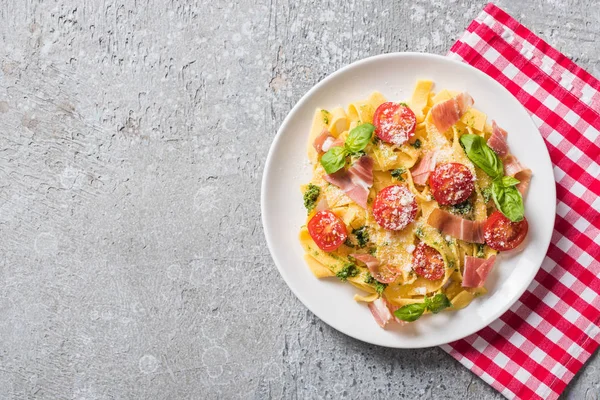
xmin=0 ymin=0 xmax=598 ymax=399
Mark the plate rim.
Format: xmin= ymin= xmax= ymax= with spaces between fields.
xmin=261 ymin=52 xmax=556 ymax=348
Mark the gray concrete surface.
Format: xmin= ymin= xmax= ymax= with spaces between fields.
xmin=0 ymin=0 xmax=598 ymax=399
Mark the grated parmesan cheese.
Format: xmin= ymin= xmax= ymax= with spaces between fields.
xmin=414 ymin=287 xmax=426 ymax=295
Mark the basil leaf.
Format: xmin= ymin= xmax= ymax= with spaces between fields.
xmin=425 ymin=293 xmax=452 ymax=314
xmin=500 ymin=176 xmax=520 ymax=186
xmin=460 ymin=134 xmax=504 ymax=179
xmin=345 ymin=123 xmax=375 ymax=154
xmin=320 ymin=146 xmax=348 ymax=174
xmin=491 ymin=180 xmax=505 ymax=208
xmin=491 ymin=180 xmax=524 ymax=222
xmin=393 ymin=303 xmax=426 ymax=322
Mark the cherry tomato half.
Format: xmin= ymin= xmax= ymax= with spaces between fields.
xmin=373 ymin=102 xmax=417 ymax=146
xmin=307 ymin=210 xmax=348 ymax=252
xmin=372 ymin=185 xmax=418 ymax=231
xmin=429 ymin=162 xmax=475 ymax=206
xmin=483 ymin=211 xmax=528 ymax=251
xmin=412 ymin=242 xmax=445 ymax=280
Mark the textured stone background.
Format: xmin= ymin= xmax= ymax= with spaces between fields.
xmin=0 ymin=0 xmax=598 ymax=399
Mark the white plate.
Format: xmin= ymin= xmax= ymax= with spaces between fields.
xmin=261 ymin=53 xmax=556 ymax=348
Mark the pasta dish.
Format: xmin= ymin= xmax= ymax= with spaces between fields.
xmin=299 ymin=80 xmax=531 ymax=327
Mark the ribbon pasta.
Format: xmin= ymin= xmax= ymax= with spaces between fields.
xmin=300 ymin=80 xmax=497 ymax=319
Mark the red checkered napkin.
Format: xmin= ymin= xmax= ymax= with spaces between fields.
xmin=440 ymin=3 xmax=600 ymax=400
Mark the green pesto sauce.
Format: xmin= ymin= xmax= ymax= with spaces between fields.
xmin=321 ymin=109 xmax=330 ymax=125
xmin=352 ymin=226 xmax=369 ymax=248
xmin=364 ymin=273 xmax=387 ymax=295
xmin=336 ymin=264 xmax=358 ymax=281
xmin=390 ymin=167 xmax=406 ymax=181
xmin=303 ymin=184 xmax=321 ymax=214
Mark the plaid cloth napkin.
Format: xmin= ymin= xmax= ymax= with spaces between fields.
xmin=440 ymin=3 xmax=600 ymax=400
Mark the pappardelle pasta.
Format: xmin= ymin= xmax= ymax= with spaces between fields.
xmin=300 ymin=80 xmax=532 ymax=328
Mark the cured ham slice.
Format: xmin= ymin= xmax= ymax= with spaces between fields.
xmin=461 ymin=256 xmax=483 ymax=288
xmin=327 ymin=137 xmax=345 ymax=151
xmin=313 ymin=130 xmax=344 ymax=153
xmin=348 ymin=155 xmax=374 ymax=188
xmin=324 ymin=170 xmax=355 ymax=199
xmin=410 ymin=151 xmax=437 ymax=185
xmin=475 ymin=255 xmax=496 ymax=284
xmin=324 ymin=156 xmax=373 ymax=209
xmin=368 ymin=297 xmax=394 ymax=328
xmin=431 ymin=92 xmax=474 ymax=133
xmin=351 ymin=253 xmax=379 ymax=269
xmin=314 ymin=196 xmax=329 ymax=212
xmin=313 ymin=129 xmax=332 ymax=153
xmin=515 ymin=169 xmax=532 ymax=197
xmin=504 ymin=154 xmax=525 ymax=176
xmin=351 ymin=253 xmax=398 ymax=284
xmin=321 ymin=137 xmax=336 ymax=152
xmin=427 ymin=208 xmax=485 ymax=243
xmin=504 ymin=155 xmax=532 ymax=197
xmin=488 ymin=121 xmax=509 ymax=157
xmin=462 ymin=255 xmax=497 ymax=288
xmin=386 ymin=301 xmax=409 ymax=325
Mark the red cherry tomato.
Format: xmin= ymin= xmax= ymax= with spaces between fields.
xmin=307 ymin=210 xmax=348 ymax=252
xmin=412 ymin=242 xmax=445 ymax=280
xmin=372 ymin=185 xmax=418 ymax=231
xmin=373 ymin=102 xmax=416 ymax=146
xmin=429 ymin=162 xmax=475 ymax=205
xmin=483 ymin=211 xmax=528 ymax=251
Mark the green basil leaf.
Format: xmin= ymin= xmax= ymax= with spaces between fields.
xmin=345 ymin=123 xmax=375 ymax=154
xmin=491 ymin=180 xmax=505 ymax=209
xmin=425 ymin=293 xmax=452 ymax=314
xmin=459 ymin=134 xmax=504 ymax=179
xmin=491 ymin=180 xmax=524 ymax=222
xmin=500 ymin=176 xmax=520 ymax=186
xmin=320 ymin=146 xmax=348 ymax=174
xmin=393 ymin=303 xmax=426 ymax=322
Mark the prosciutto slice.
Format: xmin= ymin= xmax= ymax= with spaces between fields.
xmin=410 ymin=151 xmax=437 ymax=185
xmin=314 ymin=196 xmax=329 ymax=212
xmin=324 ymin=156 xmax=373 ymax=209
xmin=348 ymin=156 xmax=374 ymax=188
xmin=351 ymin=253 xmax=398 ymax=284
xmin=515 ymin=169 xmax=532 ymax=197
xmin=462 ymin=255 xmax=497 ymax=288
xmin=427 ymin=208 xmax=485 ymax=243
xmin=386 ymin=301 xmax=409 ymax=325
xmin=368 ymin=297 xmax=394 ymax=328
xmin=431 ymin=92 xmax=474 ymax=133
xmin=351 ymin=253 xmax=379 ymax=269
xmin=504 ymin=154 xmax=525 ymax=176
xmin=504 ymin=155 xmax=532 ymax=197
xmin=488 ymin=121 xmax=509 ymax=157
xmin=461 ymin=257 xmax=483 ymax=288
xmin=327 ymin=137 xmax=345 ymax=151
xmin=313 ymin=129 xmax=332 ymax=153
xmin=475 ymin=255 xmax=496 ymax=284
xmin=313 ymin=130 xmax=344 ymax=153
